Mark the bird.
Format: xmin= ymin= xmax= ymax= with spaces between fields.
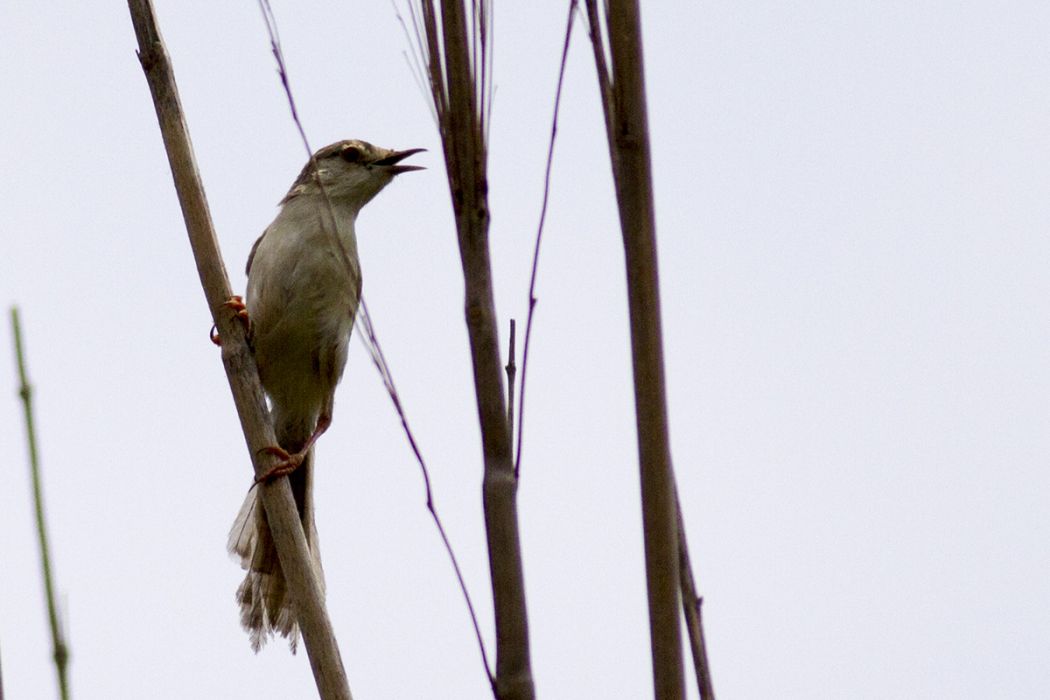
xmin=226 ymin=139 xmax=423 ymax=651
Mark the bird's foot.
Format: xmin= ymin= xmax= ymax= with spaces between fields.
xmin=210 ymin=296 xmax=251 ymax=346
xmin=254 ymin=446 xmax=306 ymax=483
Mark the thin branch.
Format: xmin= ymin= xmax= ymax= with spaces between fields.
xmin=412 ymin=1 xmax=534 ymax=697
xmin=505 ymin=319 xmax=516 ymax=436
xmin=355 ymin=300 xmax=496 ymax=692
xmin=418 ymin=2 xmax=449 ymax=125
xmin=587 ymin=12 xmax=720 ymax=683
xmin=475 ymin=0 xmax=493 ymax=143
xmin=125 ymin=3 xmax=352 ymax=698
xmin=260 ymin=2 xmax=490 ymax=690
xmin=471 ymin=1 xmax=480 ymax=127
xmin=582 ymin=0 xmax=617 ymax=180
xmin=586 ymin=1 xmax=698 ymax=697
xmin=10 ymin=308 xmax=70 ymax=700
xmin=675 ymin=484 xmax=715 ymax=699
xmin=257 ymin=1 xmax=308 ymax=158
xmin=513 ymin=0 xmax=577 ymax=478
xmin=392 ymin=2 xmax=440 ymax=126
xmin=256 ymin=0 xmax=355 ymax=281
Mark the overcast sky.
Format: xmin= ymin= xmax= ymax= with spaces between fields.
xmin=2 ymin=2 xmax=1049 ymax=699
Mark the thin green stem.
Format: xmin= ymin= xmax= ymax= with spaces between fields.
xmin=10 ymin=307 xmax=70 ymax=700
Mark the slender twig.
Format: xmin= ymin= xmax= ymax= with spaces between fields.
xmin=125 ymin=3 xmax=352 ymax=698
xmin=513 ymin=0 xmax=577 ymax=478
xmin=475 ymin=0 xmax=493 ymax=144
xmin=582 ymin=1 xmax=617 ymax=180
xmin=256 ymin=1 xmax=355 ymax=279
xmin=675 ymin=484 xmax=715 ymax=699
xmin=259 ymin=2 xmax=491 ymax=689
xmin=355 ymin=300 xmax=496 ymax=691
xmin=589 ymin=15 xmax=718 ymax=690
xmin=391 ymin=1 xmax=439 ymax=126
xmin=10 ymin=308 xmax=70 ymax=700
xmin=585 ymin=2 xmax=692 ymax=697
xmin=418 ymin=3 xmax=448 ymax=125
xmin=505 ymin=319 xmax=516 ymax=436
xmin=412 ymin=2 xmax=535 ymax=697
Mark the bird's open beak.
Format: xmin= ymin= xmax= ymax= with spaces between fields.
xmin=373 ymin=148 xmax=426 ymax=174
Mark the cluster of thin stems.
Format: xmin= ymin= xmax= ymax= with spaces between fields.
xmin=120 ymin=1 xmax=715 ymax=700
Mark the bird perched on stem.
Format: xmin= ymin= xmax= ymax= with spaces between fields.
xmin=227 ymin=139 xmax=424 ymax=651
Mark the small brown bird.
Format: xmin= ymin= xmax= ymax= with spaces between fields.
xmin=227 ymin=140 xmax=423 ymax=651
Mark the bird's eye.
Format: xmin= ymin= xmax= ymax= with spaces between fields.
xmin=340 ymin=146 xmax=363 ymax=163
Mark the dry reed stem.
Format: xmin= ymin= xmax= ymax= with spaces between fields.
xmin=585 ymin=11 xmax=718 ymax=693
xmin=414 ymin=1 xmax=534 ymax=697
xmin=585 ymin=1 xmax=693 ymax=697
xmin=256 ymin=1 xmax=493 ymax=688
xmin=125 ymin=3 xmax=351 ymax=697
xmin=676 ymin=485 xmax=716 ymax=699
xmin=514 ymin=1 xmax=578 ymax=479
xmin=356 ymin=303 xmax=495 ymax=689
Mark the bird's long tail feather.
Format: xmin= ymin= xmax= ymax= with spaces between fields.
xmin=227 ymin=416 xmax=323 ymax=652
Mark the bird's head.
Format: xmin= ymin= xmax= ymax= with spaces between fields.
xmin=282 ymin=139 xmax=425 ymax=211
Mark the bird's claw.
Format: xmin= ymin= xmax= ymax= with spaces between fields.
xmin=224 ymin=296 xmax=249 ymax=318
xmin=255 ymin=445 xmax=305 ymax=483
xmin=210 ymin=296 xmax=251 ymax=346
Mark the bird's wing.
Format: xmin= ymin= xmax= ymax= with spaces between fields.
xmin=245 ymin=230 xmax=266 ymax=276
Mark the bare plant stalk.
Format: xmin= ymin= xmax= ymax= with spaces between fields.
xmin=253 ymin=2 xmax=492 ymax=690
xmin=584 ymin=2 xmax=689 ymax=697
xmin=10 ymin=308 xmax=70 ymax=700
xmin=505 ymin=320 xmax=516 ymax=435
xmin=255 ymin=1 xmax=352 ymax=278
xmin=356 ymin=301 xmax=495 ymax=690
xmin=413 ymin=2 xmax=534 ymax=697
xmin=125 ymin=3 xmax=352 ymax=698
xmin=675 ymin=486 xmax=715 ymax=699
xmin=586 ymin=11 xmax=717 ymax=694
xmin=514 ymin=0 xmax=577 ymax=477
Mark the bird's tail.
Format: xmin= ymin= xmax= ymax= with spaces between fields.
xmin=227 ymin=416 xmax=324 ymax=653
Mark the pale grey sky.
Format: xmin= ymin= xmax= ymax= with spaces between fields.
xmin=2 ymin=2 xmax=1049 ymax=699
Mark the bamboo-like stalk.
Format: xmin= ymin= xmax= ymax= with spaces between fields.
xmin=506 ymin=320 xmax=517 ymax=435
xmin=10 ymin=308 xmax=70 ymax=700
xmin=355 ymin=303 xmax=495 ymax=687
xmin=257 ymin=1 xmax=493 ymax=681
xmin=124 ymin=3 xmax=352 ymax=698
xmin=584 ymin=2 xmax=687 ymax=697
xmin=414 ymin=2 xmax=534 ymax=698
xmin=514 ymin=1 xmax=577 ymax=479
xmin=588 ymin=13 xmax=718 ymax=692
xmin=676 ymin=487 xmax=715 ymax=699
